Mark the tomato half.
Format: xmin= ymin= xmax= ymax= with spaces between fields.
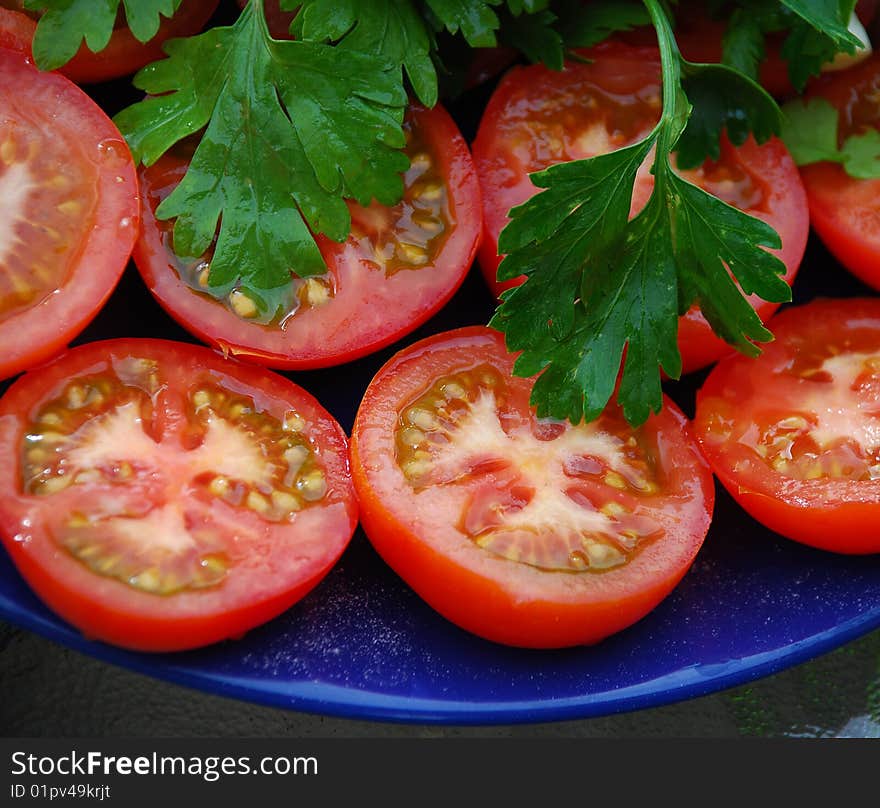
xmin=694 ymin=298 xmax=880 ymax=554
xmin=350 ymin=326 xmax=714 ymax=648
xmin=0 ymin=43 xmax=139 ymax=381
xmin=799 ymin=55 xmax=880 ymax=291
xmin=0 ymin=5 xmax=30 ymax=51
xmin=0 ymin=338 xmax=358 ymax=652
xmin=472 ymin=41 xmax=809 ymax=375
xmin=133 ymin=102 xmax=482 ymax=370
xmin=0 ymin=0 xmax=219 ymax=84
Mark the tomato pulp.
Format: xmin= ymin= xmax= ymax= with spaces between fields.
xmin=0 ymin=0 xmax=219 ymax=83
xmin=0 ymin=40 xmax=139 ymax=380
xmin=694 ymin=298 xmax=880 ymax=554
xmin=0 ymin=339 xmax=358 ymax=651
xmin=134 ymin=103 xmax=482 ymax=370
xmin=799 ymin=54 xmax=880 ymax=292
xmin=472 ymin=42 xmax=809 ymax=375
xmin=351 ymin=326 xmax=715 ymax=648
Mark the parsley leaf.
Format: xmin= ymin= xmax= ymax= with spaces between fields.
xmin=114 ymin=1 xmax=408 ymax=321
xmin=490 ymin=0 xmax=790 ymax=426
xmin=720 ymin=7 xmax=768 ymax=79
xmin=291 ymin=0 xmax=439 ymax=106
xmin=498 ymin=6 xmax=564 ymax=69
xmin=780 ymin=96 xmax=880 ymax=179
xmin=25 ymin=0 xmax=182 ymax=72
xmin=559 ymin=0 xmax=650 ymax=49
xmin=780 ymin=0 xmax=862 ymax=89
xmin=675 ymin=61 xmax=781 ymax=169
xmin=424 ymin=0 xmax=504 ymax=47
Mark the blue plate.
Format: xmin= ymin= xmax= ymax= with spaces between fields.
xmin=2 ymin=245 xmax=880 ymax=725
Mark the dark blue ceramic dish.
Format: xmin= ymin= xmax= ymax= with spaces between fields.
xmin=2 ymin=237 xmax=879 ymax=725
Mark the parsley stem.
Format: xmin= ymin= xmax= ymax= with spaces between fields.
xmin=640 ymin=0 xmax=689 ymax=184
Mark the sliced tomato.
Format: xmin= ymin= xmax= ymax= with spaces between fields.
xmin=0 ymin=43 xmax=139 ymax=381
xmin=0 ymin=0 xmax=219 ymax=84
xmin=0 ymin=5 xmax=31 ymax=51
xmin=472 ymin=41 xmax=809 ymax=375
xmin=0 ymin=338 xmax=358 ymax=652
xmin=350 ymin=326 xmax=714 ymax=649
xmin=694 ymin=298 xmax=880 ymax=554
xmin=798 ymin=55 xmax=880 ymax=291
xmin=133 ymin=103 xmax=482 ymax=370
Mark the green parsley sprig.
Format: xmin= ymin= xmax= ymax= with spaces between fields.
xmin=24 ymin=0 xmax=183 ymax=71
xmin=489 ymin=0 xmax=791 ymax=426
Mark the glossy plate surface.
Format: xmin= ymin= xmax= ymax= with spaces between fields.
xmin=1 ymin=231 xmax=880 ymax=724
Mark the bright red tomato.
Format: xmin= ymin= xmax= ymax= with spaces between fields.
xmin=350 ymin=326 xmax=714 ymax=648
xmin=0 ymin=40 xmax=139 ymax=381
xmin=472 ymin=41 xmax=809 ymax=375
xmin=0 ymin=0 xmax=219 ymax=83
xmin=694 ymin=298 xmax=880 ymax=554
xmin=133 ymin=102 xmax=482 ymax=370
xmin=0 ymin=338 xmax=358 ymax=652
xmin=0 ymin=5 xmax=30 ymax=51
xmin=799 ymin=54 xmax=880 ymax=292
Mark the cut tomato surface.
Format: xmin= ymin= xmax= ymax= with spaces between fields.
xmin=799 ymin=55 xmax=880 ymax=292
xmin=694 ymin=298 xmax=880 ymax=554
xmin=0 ymin=338 xmax=358 ymax=652
xmin=0 ymin=0 xmax=219 ymax=84
xmin=133 ymin=102 xmax=482 ymax=370
xmin=350 ymin=326 xmax=715 ymax=648
xmin=472 ymin=41 xmax=809 ymax=375
xmin=0 ymin=43 xmax=139 ymax=381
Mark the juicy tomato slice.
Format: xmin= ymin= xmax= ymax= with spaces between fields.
xmin=0 ymin=338 xmax=358 ymax=651
xmin=133 ymin=103 xmax=482 ymax=370
xmin=0 ymin=6 xmax=31 ymax=51
xmin=0 ymin=44 xmax=139 ymax=381
xmin=0 ymin=0 xmax=219 ymax=84
xmin=472 ymin=41 xmax=809 ymax=375
xmin=350 ymin=326 xmax=714 ymax=649
xmin=799 ymin=55 xmax=880 ymax=292
xmin=694 ymin=298 xmax=880 ymax=554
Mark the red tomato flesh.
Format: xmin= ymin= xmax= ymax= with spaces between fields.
xmin=0 ymin=339 xmax=358 ymax=651
xmin=0 ymin=43 xmax=139 ymax=380
xmin=799 ymin=54 xmax=880 ymax=291
xmin=472 ymin=42 xmax=809 ymax=375
xmin=133 ymin=103 xmax=482 ymax=370
xmin=351 ymin=326 xmax=715 ymax=648
xmin=694 ymin=298 xmax=880 ymax=554
xmin=0 ymin=0 xmax=219 ymax=83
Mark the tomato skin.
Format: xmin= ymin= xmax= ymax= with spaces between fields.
xmin=1 ymin=0 xmax=219 ymax=83
xmin=351 ymin=326 xmax=715 ymax=649
xmin=694 ymin=298 xmax=880 ymax=555
xmin=133 ymin=102 xmax=482 ymax=370
xmin=0 ymin=6 xmax=32 ymax=52
xmin=0 ymin=338 xmax=358 ymax=652
xmin=472 ymin=41 xmax=808 ymax=375
xmin=0 ymin=45 xmax=139 ymax=381
xmin=799 ymin=55 xmax=880 ymax=292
